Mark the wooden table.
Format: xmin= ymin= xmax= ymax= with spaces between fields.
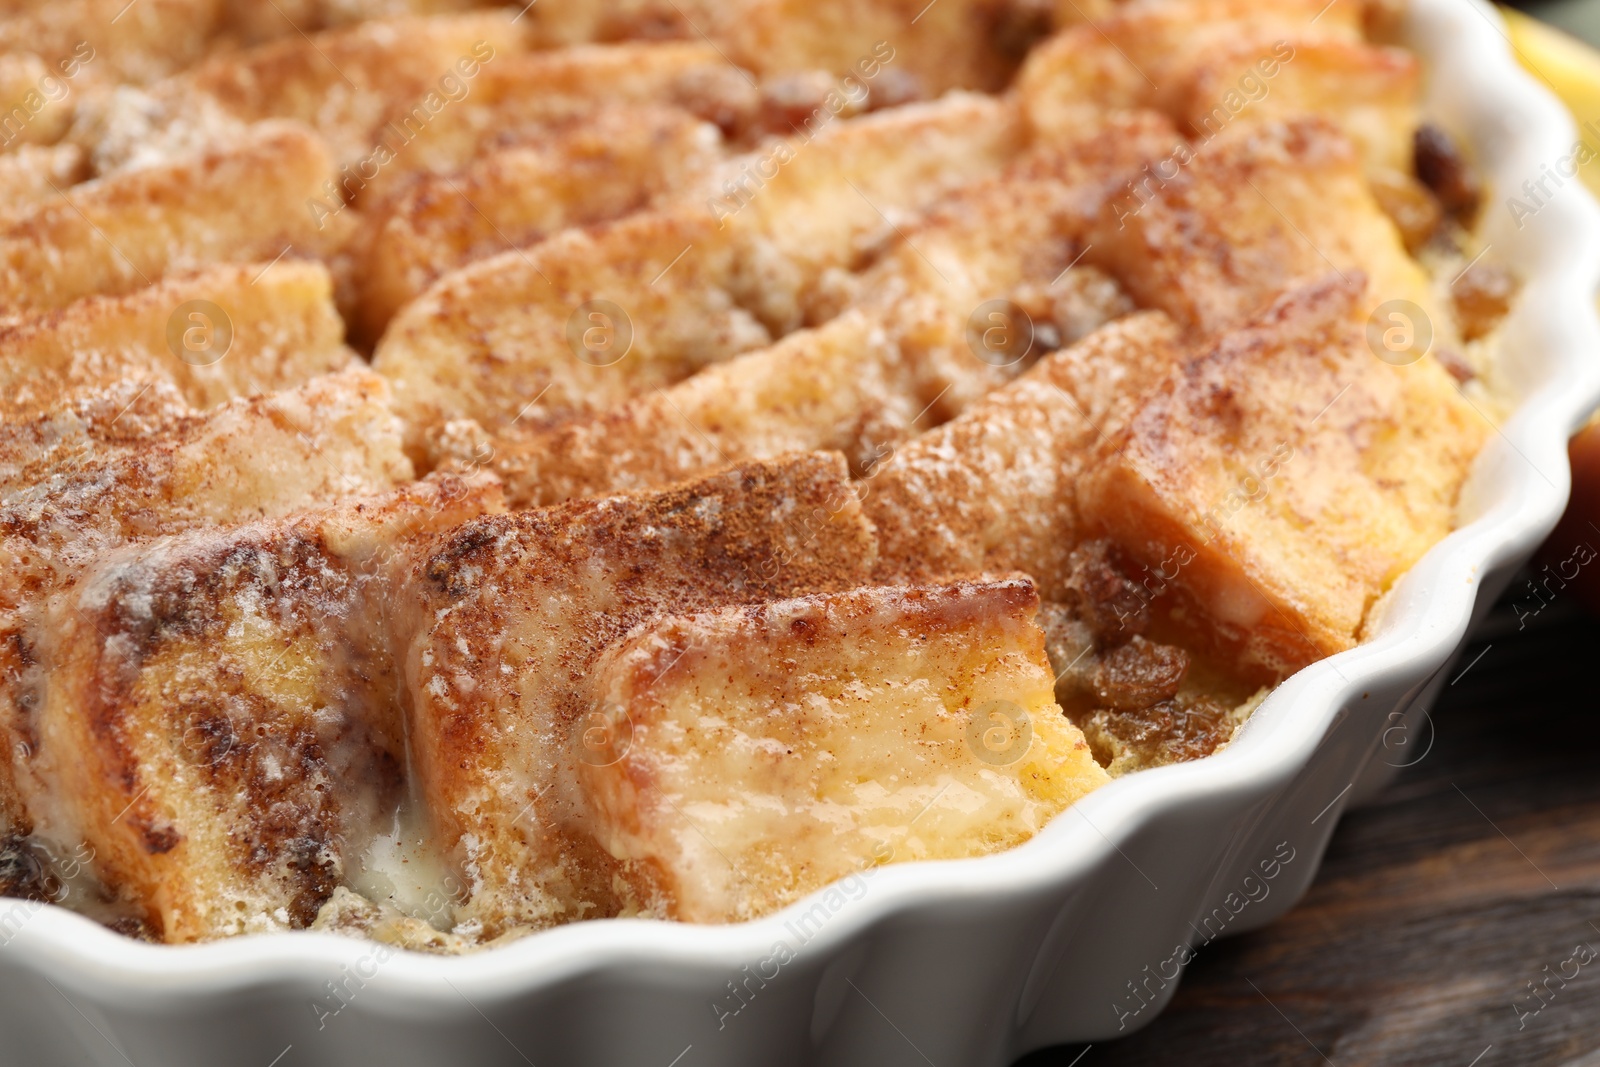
xmin=1016 ymin=600 xmax=1600 ymax=1066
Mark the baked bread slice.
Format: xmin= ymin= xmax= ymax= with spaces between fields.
xmin=481 ymin=113 xmax=1179 ymax=506
xmin=33 ymin=474 xmax=500 ymax=941
xmin=0 ymin=261 xmax=353 ymax=414
xmin=355 ymin=104 xmax=722 ymax=337
xmin=1080 ymin=274 xmax=1487 ymax=678
xmin=581 ymin=576 xmax=1108 ymax=923
xmin=0 ymin=371 xmax=411 ymax=838
xmin=1085 ymin=117 xmax=1439 ymax=339
xmin=865 ymin=311 xmax=1187 ymax=589
xmin=394 ymin=452 xmax=877 ymax=936
xmin=0 ymin=123 xmax=347 ymax=314
xmin=371 ymin=93 xmax=1022 ymax=448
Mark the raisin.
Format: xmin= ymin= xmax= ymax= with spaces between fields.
xmin=1369 ymin=170 xmax=1442 ymax=254
xmin=1451 ymin=260 xmax=1518 ymax=342
xmin=1093 ymin=636 xmax=1189 ymax=710
xmin=0 ymin=835 xmax=56 ymax=902
xmin=1062 ymin=540 xmax=1149 ymax=638
xmin=758 ymin=72 xmax=853 ymax=136
xmin=1415 ymin=123 xmax=1481 ymax=221
xmin=668 ymin=66 xmax=760 ymax=139
xmin=1088 ymin=692 xmax=1235 ymax=771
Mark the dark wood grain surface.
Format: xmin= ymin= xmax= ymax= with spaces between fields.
xmin=1016 ymin=595 xmax=1600 ymax=1066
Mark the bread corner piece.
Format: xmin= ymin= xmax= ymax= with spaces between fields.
xmin=1079 ymin=274 xmax=1488 ymax=680
xmin=578 ymin=575 xmax=1108 ymax=925
xmin=33 ymin=473 xmax=503 ymax=943
xmin=396 ymin=451 xmax=878 ymax=939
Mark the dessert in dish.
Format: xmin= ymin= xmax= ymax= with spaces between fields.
xmin=0 ymin=0 xmax=1515 ymax=948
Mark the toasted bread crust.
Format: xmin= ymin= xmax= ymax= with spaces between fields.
xmin=0 ymin=124 xmax=344 ymax=314
xmin=0 ymin=0 xmax=223 ymax=88
xmin=484 ymin=113 xmax=1181 ymax=506
xmin=371 ymin=94 xmax=1023 ymax=452
xmin=396 ymin=452 xmax=876 ymax=934
xmin=0 ymin=261 xmax=352 ymax=414
xmin=36 ymin=474 xmax=502 ymax=941
xmin=1081 ymin=275 xmax=1487 ymax=677
xmin=356 ymin=105 xmax=721 ymax=337
xmin=180 ymin=13 xmax=532 ymax=167
xmin=0 ymin=371 xmax=412 ymax=837
xmin=1086 ymin=117 xmax=1437 ymax=338
xmin=582 ymin=575 xmax=1108 ymax=923
xmin=865 ymin=311 xmax=1186 ymax=589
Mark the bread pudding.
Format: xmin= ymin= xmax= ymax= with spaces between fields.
xmin=0 ymin=0 xmax=1512 ymax=948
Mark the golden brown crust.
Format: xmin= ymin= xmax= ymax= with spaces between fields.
xmin=352 ymin=42 xmax=759 ymax=199
xmin=35 ymin=473 xmax=503 ymax=941
xmin=181 ymin=13 xmax=532 ymax=167
xmin=0 ymin=371 xmax=412 ymax=836
xmin=0 ymin=0 xmax=223 ymax=88
xmin=396 ymin=452 xmax=877 ymax=935
xmin=490 ymin=310 xmax=904 ymax=506
xmin=1085 ymin=116 xmax=1439 ymax=339
xmin=1079 ymin=274 xmax=1487 ymax=678
xmin=0 ymin=123 xmax=346 ymax=314
xmin=522 ymin=0 xmax=1032 ymax=95
xmin=1174 ymin=36 xmax=1418 ymax=173
xmin=581 ymin=575 xmax=1108 ymax=923
xmin=482 ymin=112 xmax=1179 ymax=507
xmin=715 ymin=92 xmax=1025 ymax=332
xmin=0 ymin=260 xmax=353 ymax=414
xmin=864 ymin=311 xmax=1186 ymax=590
xmin=370 ymin=207 xmax=764 ymax=449
xmin=1018 ymin=0 xmax=1367 ymax=138
xmin=355 ymin=104 xmax=721 ymax=338
xmin=371 ymin=94 xmax=1022 ymax=453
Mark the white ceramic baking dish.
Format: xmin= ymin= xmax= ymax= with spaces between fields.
xmin=2 ymin=2 xmax=1596 ymax=1064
